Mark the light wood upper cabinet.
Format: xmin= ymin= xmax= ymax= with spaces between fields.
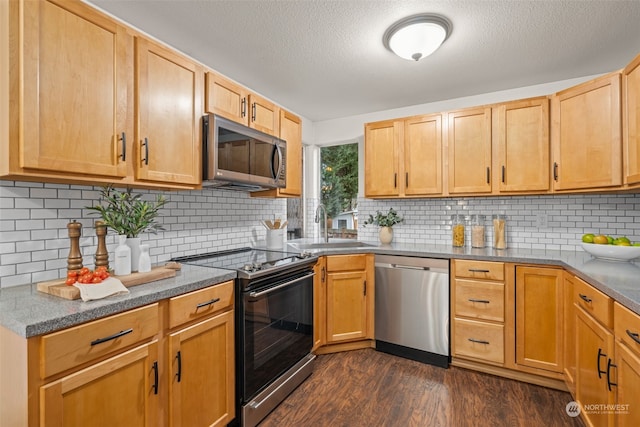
xmin=447 ymin=107 xmax=492 ymax=194
xmin=252 ymin=109 xmax=303 ymax=198
xmin=364 ymin=114 xmax=443 ymax=197
xmin=623 ymin=53 xmax=640 ymax=186
xmin=364 ymin=120 xmax=402 ymax=197
xmin=515 ymin=266 xmax=563 ymax=374
xmin=205 ymin=71 xmax=279 ymax=137
xmin=6 ymin=0 xmax=129 ymax=181
xmin=404 ymin=114 xmax=443 ymax=195
xmin=493 ymin=97 xmax=550 ymax=193
xmin=134 ymin=37 xmax=202 ymax=186
xmin=551 ymin=72 xmax=622 ymax=191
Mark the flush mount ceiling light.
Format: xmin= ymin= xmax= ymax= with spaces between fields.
xmin=383 ymin=14 xmax=452 ymax=61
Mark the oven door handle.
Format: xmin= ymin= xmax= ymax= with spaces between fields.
xmin=248 ymin=272 xmax=315 ymax=298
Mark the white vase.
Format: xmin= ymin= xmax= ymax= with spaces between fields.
xmin=126 ymin=237 xmax=141 ymax=272
xmin=138 ymin=244 xmax=151 ymax=273
xmin=114 ymin=235 xmax=131 ymax=276
xmin=379 ymin=226 xmax=393 ymax=244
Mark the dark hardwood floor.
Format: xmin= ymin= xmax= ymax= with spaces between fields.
xmin=258 ymin=349 xmax=584 ymax=427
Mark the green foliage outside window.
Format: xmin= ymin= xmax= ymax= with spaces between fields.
xmin=321 ymin=143 xmax=358 ymax=218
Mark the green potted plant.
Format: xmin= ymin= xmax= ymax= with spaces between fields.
xmin=86 ymin=185 xmax=167 ymax=271
xmin=363 ymin=208 xmax=404 ymax=244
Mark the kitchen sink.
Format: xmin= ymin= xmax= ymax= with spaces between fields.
xmin=288 ymin=241 xmax=376 ymax=250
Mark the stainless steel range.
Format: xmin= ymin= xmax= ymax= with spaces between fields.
xmin=172 ymin=248 xmax=317 ymax=427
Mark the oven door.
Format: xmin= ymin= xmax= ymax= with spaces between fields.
xmin=241 ymin=270 xmax=314 ymax=402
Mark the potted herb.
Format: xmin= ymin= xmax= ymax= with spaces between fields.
xmin=86 ymin=185 xmax=167 ymax=271
xmin=363 ymin=208 xmax=404 ymax=244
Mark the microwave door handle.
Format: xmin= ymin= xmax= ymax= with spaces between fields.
xmin=271 ymin=143 xmax=284 ymax=180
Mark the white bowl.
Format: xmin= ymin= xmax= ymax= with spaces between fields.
xmin=581 ymin=242 xmax=640 ymax=261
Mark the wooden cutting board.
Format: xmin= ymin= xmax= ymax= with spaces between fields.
xmin=37 ymin=264 xmax=180 ymax=301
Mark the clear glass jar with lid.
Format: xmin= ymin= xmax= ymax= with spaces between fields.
xmin=470 ymin=214 xmax=486 ymax=248
xmin=492 ymin=213 xmax=507 ymax=249
xmin=451 ymin=214 xmax=466 ymax=247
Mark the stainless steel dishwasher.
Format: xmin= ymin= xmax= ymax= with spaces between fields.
xmin=374 ymin=255 xmax=450 ymax=368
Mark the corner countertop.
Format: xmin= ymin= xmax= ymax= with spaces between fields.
xmin=0 ymin=264 xmax=236 ymax=338
xmin=286 ymin=238 xmax=640 ymax=316
xmin=2 ymin=241 xmax=639 ymax=339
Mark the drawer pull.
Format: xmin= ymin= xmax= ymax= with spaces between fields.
xmin=468 ymin=298 xmax=491 ymax=304
xmin=175 ymin=350 xmax=182 ymax=383
xmin=152 ymin=361 xmax=159 ymax=395
xmin=627 ymin=329 xmax=640 ymax=345
xmin=579 ymin=293 xmax=592 ymax=304
xmin=468 ymin=269 xmax=490 ymax=273
xmin=90 ymin=328 xmax=133 ymax=346
xmin=468 ymin=338 xmax=490 ymax=345
xmin=597 ymin=348 xmax=607 ymax=379
xmin=196 ymin=297 xmax=221 ymax=309
xmin=606 ymin=358 xmax=617 ymax=392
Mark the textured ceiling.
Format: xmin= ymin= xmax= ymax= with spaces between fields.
xmin=87 ymin=0 xmax=640 ymax=122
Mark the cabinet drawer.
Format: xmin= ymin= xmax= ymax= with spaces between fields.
xmin=574 ymin=278 xmax=613 ymax=328
xmin=454 ymin=260 xmax=504 ymax=281
xmin=615 ymin=302 xmax=640 ymax=354
xmin=326 ymin=254 xmax=367 ymax=272
xmin=454 ymin=279 xmax=504 ymax=322
xmin=41 ymin=303 xmax=159 ymax=378
xmin=169 ymin=280 xmax=234 ymax=329
xmin=454 ymin=318 xmax=504 ymax=364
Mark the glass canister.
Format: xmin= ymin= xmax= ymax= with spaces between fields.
xmin=470 ymin=214 xmax=486 ymax=248
xmin=492 ymin=214 xmax=507 ymax=249
xmin=451 ymin=214 xmax=466 ymax=247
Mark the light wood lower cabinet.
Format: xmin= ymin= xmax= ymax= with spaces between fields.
xmin=313 ymin=257 xmax=327 ymax=351
xmin=0 ymin=281 xmax=235 ymax=427
xmin=168 ymin=311 xmax=234 ymax=427
xmin=613 ymin=302 xmax=640 ymax=425
xmin=40 ymin=341 xmax=160 ymax=427
xmin=515 ymin=266 xmax=563 ymax=374
xmin=315 ymin=254 xmax=374 ymax=353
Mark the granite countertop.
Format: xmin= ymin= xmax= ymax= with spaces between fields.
xmin=286 ymin=238 xmax=640 ymax=316
xmin=2 ymin=241 xmax=639 ymax=338
xmin=0 ymin=264 xmax=236 ymax=338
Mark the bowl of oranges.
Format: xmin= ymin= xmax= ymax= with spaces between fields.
xmin=581 ymin=234 xmax=640 ymax=261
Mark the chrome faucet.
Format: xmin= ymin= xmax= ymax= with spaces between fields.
xmin=314 ymin=204 xmax=329 ymax=243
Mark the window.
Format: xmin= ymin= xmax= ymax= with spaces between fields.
xmin=321 ymin=143 xmax=358 ymax=239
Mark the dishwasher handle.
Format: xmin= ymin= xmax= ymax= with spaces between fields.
xmin=374 ymin=262 xmax=449 ymax=275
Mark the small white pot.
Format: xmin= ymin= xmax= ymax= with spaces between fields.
xmin=379 ymin=226 xmax=394 ymax=244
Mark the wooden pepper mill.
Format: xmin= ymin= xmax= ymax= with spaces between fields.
xmin=94 ymin=220 xmax=109 ymax=269
xmin=67 ymin=220 xmax=83 ymax=272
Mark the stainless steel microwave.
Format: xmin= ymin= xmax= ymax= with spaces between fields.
xmin=202 ymin=114 xmax=286 ymax=191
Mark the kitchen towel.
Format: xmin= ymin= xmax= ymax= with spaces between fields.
xmin=73 ymin=277 xmax=130 ymax=302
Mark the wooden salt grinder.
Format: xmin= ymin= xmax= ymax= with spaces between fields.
xmin=94 ymin=220 xmax=109 ymax=268
xmin=67 ymin=220 xmax=83 ymax=272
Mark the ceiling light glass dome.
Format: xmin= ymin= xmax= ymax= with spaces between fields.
xmin=383 ymin=14 xmax=452 ymax=61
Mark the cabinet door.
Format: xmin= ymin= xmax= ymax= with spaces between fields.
xmin=205 ymin=71 xmax=249 ymax=125
xmin=576 ymin=306 xmax=615 ymax=427
xmin=447 ymin=107 xmax=492 ymax=194
xmin=313 ymin=257 xmax=327 ymax=351
xmin=615 ymin=341 xmax=640 ymax=426
xmin=278 ymin=109 xmax=302 ymax=196
xmin=135 ymin=37 xmax=202 ymax=185
xmin=326 ymin=270 xmax=368 ymax=343
xmin=515 ymin=266 xmax=563 ymax=373
xmin=404 ymin=114 xmax=443 ymax=195
xmin=364 ymin=120 xmax=401 ymax=197
xmin=494 ymin=97 xmax=550 ymax=192
xmin=623 ymin=53 xmax=640 ymax=186
xmin=551 ymin=72 xmax=622 ymax=191
xmin=21 ymin=0 xmax=128 ymax=178
xmin=168 ymin=310 xmax=235 ymax=427
xmin=40 ymin=341 xmax=159 ymax=427
xmin=249 ymin=93 xmax=279 ymax=136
